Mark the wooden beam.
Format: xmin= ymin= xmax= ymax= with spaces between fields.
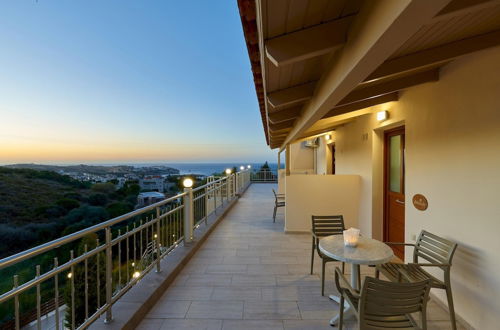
xmin=341 ymin=69 xmax=439 ymax=105
xmin=432 ymin=0 xmax=500 ymax=23
xmin=269 ymin=119 xmax=295 ymax=131
xmin=322 ymin=92 xmax=399 ymax=119
xmin=268 ymin=105 xmax=303 ymax=124
xmin=280 ymin=0 xmax=452 ymax=150
xmin=265 ymin=16 xmax=353 ymax=67
xmin=285 ymin=145 xmax=291 ymax=175
xmin=366 ymin=30 xmax=500 ymax=82
xmin=267 ymin=82 xmax=316 ymax=109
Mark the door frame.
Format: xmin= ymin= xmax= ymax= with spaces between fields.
xmin=383 ymin=126 xmax=405 ymax=242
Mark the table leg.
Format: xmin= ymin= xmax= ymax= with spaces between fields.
xmin=329 ymin=263 xmax=360 ymax=326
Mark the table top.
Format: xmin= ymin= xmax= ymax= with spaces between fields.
xmin=318 ymin=235 xmax=394 ymax=265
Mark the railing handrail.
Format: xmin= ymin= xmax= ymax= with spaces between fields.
xmin=0 ymin=190 xmax=188 ymax=270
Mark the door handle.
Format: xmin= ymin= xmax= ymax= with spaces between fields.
xmin=395 ymin=199 xmax=405 ymax=205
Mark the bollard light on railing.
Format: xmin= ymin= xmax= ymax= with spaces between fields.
xmin=240 ymin=166 xmax=245 ymax=171
xmin=67 ymin=272 xmax=73 ymax=279
xmin=183 ymin=178 xmax=194 ymax=188
xmin=225 ymin=168 xmax=232 ymax=175
xmin=132 ymin=271 xmax=140 ymax=279
xmin=247 ymin=165 xmax=251 ymax=169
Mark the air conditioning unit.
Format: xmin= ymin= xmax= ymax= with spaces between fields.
xmin=303 ymin=138 xmax=320 ymax=148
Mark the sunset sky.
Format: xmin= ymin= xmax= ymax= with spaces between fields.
xmin=0 ymin=1 xmax=275 ymax=164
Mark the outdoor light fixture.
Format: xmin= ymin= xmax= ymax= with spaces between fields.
xmin=225 ymin=168 xmax=232 ymax=175
xmin=133 ymin=271 xmax=140 ymax=279
xmin=247 ymin=165 xmax=251 ymax=169
xmin=240 ymin=166 xmax=245 ymax=171
xmin=67 ymin=272 xmax=73 ymax=279
xmin=325 ymin=134 xmax=332 ymax=141
xmin=182 ymin=178 xmax=193 ymax=188
xmin=377 ymin=110 xmax=388 ymax=121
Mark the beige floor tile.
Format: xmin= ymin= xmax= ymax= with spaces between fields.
xmin=232 ymin=275 xmax=277 ymax=286
xmin=206 ymin=264 xmax=248 ymax=274
xmin=186 ymin=300 xmax=244 ymax=319
xmin=222 ymin=319 xmax=284 ymax=330
xmin=244 ymin=301 xmax=301 ymax=320
xmin=211 ymin=286 xmax=262 ymax=301
xmin=146 ymin=300 xmax=191 ymax=318
xmin=160 ymin=319 xmax=223 ymax=330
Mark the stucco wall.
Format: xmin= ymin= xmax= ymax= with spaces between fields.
xmin=290 ymin=141 xmax=315 ymax=173
xmin=284 ymin=174 xmax=361 ymax=232
xmin=331 ymin=46 xmax=500 ymax=329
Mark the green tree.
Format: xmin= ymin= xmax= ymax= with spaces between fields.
xmin=91 ymin=182 xmax=115 ymax=195
xmin=88 ymin=193 xmax=108 ymax=206
xmin=64 ymin=234 xmax=105 ymax=328
xmin=56 ymin=198 xmax=80 ymax=211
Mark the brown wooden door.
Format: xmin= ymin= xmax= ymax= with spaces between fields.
xmin=384 ymin=127 xmax=405 ymax=260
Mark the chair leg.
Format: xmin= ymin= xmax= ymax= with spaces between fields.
xmin=375 ymin=268 xmax=380 ymax=279
xmin=341 ymin=262 xmax=345 ymax=274
xmin=310 ymin=238 xmax=315 ymax=275
xmin=321 ymin=258 xmax=326 ymax=296
xmin=446 ymin=286 xmax=457 ymax=330
xmin=357 ymin=265 xmax=361 ymax=289
xmin=339 ymin=295 xmax=344 ymax=330
xmin=272 ymin=205 xmax=277 ymax=222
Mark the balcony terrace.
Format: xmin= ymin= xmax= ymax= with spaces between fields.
xmin=134 ymin=184 xmax=465 ymax=330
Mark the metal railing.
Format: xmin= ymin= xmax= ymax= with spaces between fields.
xmin=250 ymin=170 xmax=278 ymax=182
xmin=0 ymin=170 xmax=251 ymax=330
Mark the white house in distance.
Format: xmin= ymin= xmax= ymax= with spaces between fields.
xmin=239 ymin=0 xmax=500 ymax=328
xmin=139 ymin=176 xmax=165 ymax=192
xmin=137 ymin=191 xmax=165 ymax=208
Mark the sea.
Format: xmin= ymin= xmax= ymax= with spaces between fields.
xmin=136 ymin=163 xmax=283 ymax=176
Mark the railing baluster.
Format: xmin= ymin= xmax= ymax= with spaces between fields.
xmin=36 ymin=265 xmax=41 ymax=330
xmin=118 ymin=229 xmax=122 ymax=288
xmin=70 ymin=250 xmax=75 ymax=330
xmin=156 ymin=206 xmax=161 ymax=272
xmin=126 ymin=226 xmax=130 ymax=284
xmin=84 ymin=244 xmax=89 ymax=320
xmin=54 ymin=257 xmax=60 ymax=330
xmin=96 ymin=238 xmax=101 ymax=309
xmin=13 ymin=275 xmax=19 ymax=330
xmin=105 ymin=227 xmax=113 ymax=323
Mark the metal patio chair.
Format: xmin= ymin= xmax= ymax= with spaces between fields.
xmin=311 ymin=215 xmax=346 ymax=296
xmin=335 ymin=267 xmax=432 ymax=330
xmin=272 ymin=188 xmax=285 ymax=222
xmin=375 ymin=230 xmax=458 ymax=330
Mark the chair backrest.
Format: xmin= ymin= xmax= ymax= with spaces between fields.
xmin=311 ymin=215 xmax=345 ymax=238
xmin=359 ymin=277 xmax=431 ymax=329
xmin=413 ymin=230 xmax=458 ymax=267
xmin=272 ymin=189 xmax=279 ymax=202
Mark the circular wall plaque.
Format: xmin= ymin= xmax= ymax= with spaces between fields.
xmin=412 ymin=194 xmax=428 ymax=211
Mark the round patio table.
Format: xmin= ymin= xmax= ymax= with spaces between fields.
xmin=319 ymin=235 xmax=394 ymax=326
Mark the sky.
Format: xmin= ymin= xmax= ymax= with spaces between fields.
xmin=0 ymin=1 xmax=275 ymax=164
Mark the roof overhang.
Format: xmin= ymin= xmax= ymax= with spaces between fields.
xmin=238 ymin=0 xmax=500 ymax=149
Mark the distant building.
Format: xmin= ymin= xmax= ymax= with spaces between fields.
xmin=139 ymin=176 xmax=165 ymax=192
xmin=137 ymin=191 xmax=165 ymax=208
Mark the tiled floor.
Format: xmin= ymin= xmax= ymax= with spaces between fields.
xmin=137 ymin=184 xmax=465 ymax=330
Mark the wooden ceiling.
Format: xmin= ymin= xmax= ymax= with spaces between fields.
xmin=238 ymin=0 xmax=500 ymax=149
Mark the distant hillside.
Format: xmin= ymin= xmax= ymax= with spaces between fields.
xmin=0 ymin=167 xmax=140 ymax=258
xmin=0 ymin=167 xmax=90 ymax=225
xmin=5 ymin=163 xmax=179 ymax=175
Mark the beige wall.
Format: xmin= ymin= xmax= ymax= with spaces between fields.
xmin=289 ymin=141 xmax=315 ymax=173
xmin=284 ymin=174 xmax=361 ymax=232
xmin=330 ymin=47 xmax=500 ymax=329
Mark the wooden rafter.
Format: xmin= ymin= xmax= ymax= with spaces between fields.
xmin=267 ymin=82 xmax=316 ymax=109
xmin=341 ymin=69 xmax=439 ymax=105
xmin=366 ymin=30 xmax=500 ymax=82
xmin=268 ymin=106 xmax=303 ymax=124
xmin=265 ymin=16 xmax=353 ymax=67
xmin=322 ymin=93 xmax=399 ymax=119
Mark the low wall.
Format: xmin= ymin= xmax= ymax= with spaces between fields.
xmin=284 ymin=174 xmax=361 ymax=232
